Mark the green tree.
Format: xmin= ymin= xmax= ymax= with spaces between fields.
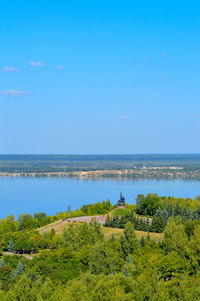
xmin=11 ymin=262 xmax=25 ymax=279
xmin=161 ymin=218 xmax=189 ymax=256
xmin=18 ymin=214 xmax=35 ymax=230
xmin=162 ymin=208 xmax=169 ymax=225
xmin=123 ymin=266 xmax=129 ymax=276
xmin=34 ymin=212 xmax=48 ymax=227
xmin=174 ymin=202 xmax=181 ymax=217
xmin=0 ymin=265 xmax=11 ymax=282
xmin=146 ymin=232 xmax=151 ymax=241
xmin=151 ymin=215 xmax=165 ymax=233
xmin=120 ymin=222 xmax=140 ymax=257
xmin=136 ymin=194 xmax=161 ymax=216
xmin=0 ymin=260 xmax=6 ymax=267
xmin=140 ymin=236 xmax=145 ymax=247
xmin=8 ymin=239 xmax=14 ymax=252
xmin=90 ymin=242 xmax=122 ymax=275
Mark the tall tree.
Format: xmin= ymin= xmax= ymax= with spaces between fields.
xmin=120 ymin=222 xmax=139 ymax=257
xmin=8 ymin=239 xmax=14 ymax=253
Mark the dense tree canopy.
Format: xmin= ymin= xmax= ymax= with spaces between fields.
xmin=0 ymin=196 xmax=199 ymax=299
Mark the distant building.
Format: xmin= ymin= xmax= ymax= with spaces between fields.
xmin=117 ymin=193 xmax=126 ymax=207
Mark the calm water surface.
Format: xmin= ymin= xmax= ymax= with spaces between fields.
xmin=1 ymin=177 xmax=200 ymax=218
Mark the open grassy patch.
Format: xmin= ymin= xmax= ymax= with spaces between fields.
xmin=102 ymin=227 xmax=124 ymax=240
xmin=103 ymin=227 xmax=163 ymax=241
xmin=40 ymin=221 xmax=163 ymax=241
xmin=39 ymin=219 xmax=63 ymax=232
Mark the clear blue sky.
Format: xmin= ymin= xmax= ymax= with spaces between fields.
xmin=0 ymin=0 xmax=199 ymax=154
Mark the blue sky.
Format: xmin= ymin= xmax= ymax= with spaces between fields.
xmin=0 ymin=0 xmax=199 ymax=154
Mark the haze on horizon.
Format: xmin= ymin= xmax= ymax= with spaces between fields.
xmin=0 ymin=1 xmax=199 ymax=154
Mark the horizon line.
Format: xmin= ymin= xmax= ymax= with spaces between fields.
xmin=0 ymin=153 xmax=200 ymax=156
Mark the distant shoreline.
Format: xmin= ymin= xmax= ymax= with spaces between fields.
xmin=1 ymin=166 xmax=200 ymax=180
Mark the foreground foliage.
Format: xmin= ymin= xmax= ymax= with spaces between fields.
xmin=0 ymin=196 xmax=200 ymax=299
xmin=0 ymin=218 xmax=198 ymax=300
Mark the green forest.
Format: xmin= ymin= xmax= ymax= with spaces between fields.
xmin=0 ymin=195 xmax=200 ymax=299
xmin=1 ymin=154 xmax=200 ymax=172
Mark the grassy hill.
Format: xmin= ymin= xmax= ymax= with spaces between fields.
xmin=39 ymin=221 xmax=163 ymax=241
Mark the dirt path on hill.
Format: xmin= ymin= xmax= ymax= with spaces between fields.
xmin=3 ymin=251 xmax=34 ymax=260
xmin=39 ymin=208 xmax=119 ymax=234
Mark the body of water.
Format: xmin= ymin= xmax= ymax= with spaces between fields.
xmin=1 ymin=177 xmax=200 ymax=218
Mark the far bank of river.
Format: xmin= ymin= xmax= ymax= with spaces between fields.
xmin=0 ymin=177 xmax=200 ymax=219
xmin=0 ymin=166 xmax=199 ymax=179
